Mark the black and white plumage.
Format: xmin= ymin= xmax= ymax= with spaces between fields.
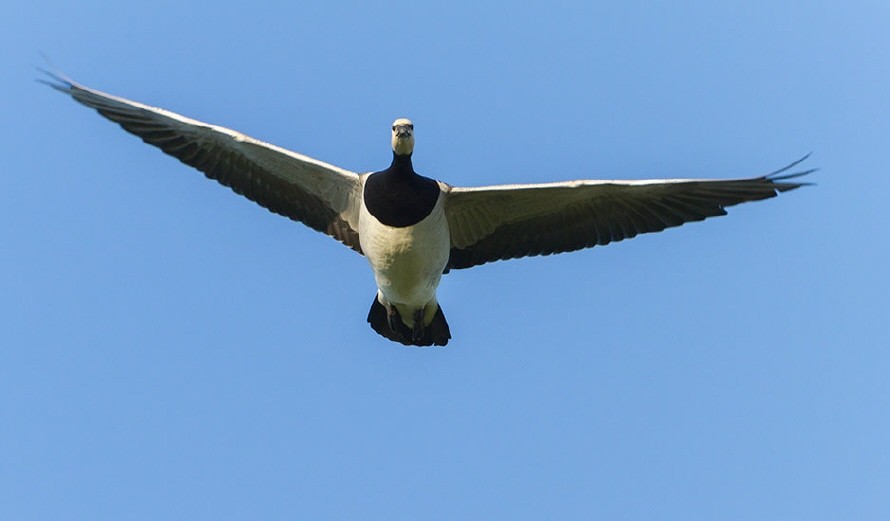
xmin=42 ymin=72 xmax=813 ymax=346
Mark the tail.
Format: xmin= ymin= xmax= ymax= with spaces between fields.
xmin=367 ymin=297 xmax=451 ymax=347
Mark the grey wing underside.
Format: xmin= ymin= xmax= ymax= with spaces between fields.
xmin=444 ymin=157 xmax=814 ymax=270
xmin=41 ymin=71 xmax=364 ymax=253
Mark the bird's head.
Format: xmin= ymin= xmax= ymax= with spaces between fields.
xmin=391 ymin=118 xmax=414 ymax=156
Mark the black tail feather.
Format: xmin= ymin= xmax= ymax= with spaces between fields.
xmin=367 ymin=297 xmax=451 ymax=347
xmin=424 ymin=306 xmax=451 ymax=347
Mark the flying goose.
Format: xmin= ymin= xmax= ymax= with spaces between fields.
xmin=41 ymin=72 xmax=812 ymax=347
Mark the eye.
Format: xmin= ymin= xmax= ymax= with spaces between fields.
xmin=392 ymin=125 xmax=396 ymax=131
xmin=408 ymin=124 xmax=414 ymax=130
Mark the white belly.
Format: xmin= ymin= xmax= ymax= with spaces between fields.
xmin=358 ymin=193 xmax=450 ymax=310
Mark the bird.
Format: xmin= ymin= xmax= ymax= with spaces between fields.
xmin=40 ymin=71 xmax=813 ymax=347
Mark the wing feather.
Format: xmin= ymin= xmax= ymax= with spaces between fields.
xmin=444 ymin=158 xmax=813 ymax=270
xmin=42 ymin=72 xmax=364 ymax=253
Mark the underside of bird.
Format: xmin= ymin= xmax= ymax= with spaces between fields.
xmin=366 ymin=297 xmax=451 ymax=346
xmin=41 ymin=69 xmax=815 ymax=348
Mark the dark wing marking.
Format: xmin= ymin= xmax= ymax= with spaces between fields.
xmin=444 ymin=157 xmax=813 ymax=270
xmin=41 ymin=71 xmax=364 ymax=253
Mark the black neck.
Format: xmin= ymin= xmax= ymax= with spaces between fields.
xmin=391 ymin=152 xmax=414 ymax=173
xmin=364 ymin=151 xmax=439 ymax=227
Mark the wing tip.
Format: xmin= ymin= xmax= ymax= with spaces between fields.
xmin=35 ymin=53 xmax=76 ymax=94
xmin=765 ymin=153 xmax=817 ymax=191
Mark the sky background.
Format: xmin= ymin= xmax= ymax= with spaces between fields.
xmin=2 ymin=1 xmax=889 ymax=519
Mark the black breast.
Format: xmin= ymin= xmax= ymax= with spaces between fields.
xmin=363 ymin=159 xmax=441 ymax=227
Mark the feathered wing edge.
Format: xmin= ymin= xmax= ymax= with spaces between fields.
xmin=40 ymin=69 xmax=365 ymax=254
xmin=444 ymin=156 xmax=815 ymax=270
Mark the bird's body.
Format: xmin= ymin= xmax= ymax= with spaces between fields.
xmin=359 ymin=161 xmax=452 ymax=342
xmin=42 ymin=72 xmax=813 ymax=347
xmin=359 ymin=191 xmax=449 ymax=311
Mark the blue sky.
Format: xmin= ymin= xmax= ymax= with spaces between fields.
xmin=2 ymin=1 xmax=889 ymax=519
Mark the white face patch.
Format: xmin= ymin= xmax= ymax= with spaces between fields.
xmin=391 ymin=118 xmax=415 ymax=156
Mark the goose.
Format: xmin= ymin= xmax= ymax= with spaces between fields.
xmin=41 ymin=72 xmax=813 ymax=347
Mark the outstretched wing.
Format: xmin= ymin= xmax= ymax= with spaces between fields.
xmin=444 ymin=157 xmax=813 ymax=270
xmin=41 ymin=72 xmax=364 ymax=253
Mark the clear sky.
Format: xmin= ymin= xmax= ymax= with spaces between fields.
xmin=2 ymin=1 xmax=889 ymax=519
